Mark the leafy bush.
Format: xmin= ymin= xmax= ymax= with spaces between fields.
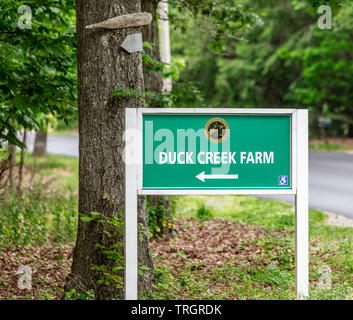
xmin=64 ymin=289 xmax=95 ymax=300
xmin=147 ymin=196 xmax=168 ymax=237
xmin=147 ymin=196 xmax=177 ymax=238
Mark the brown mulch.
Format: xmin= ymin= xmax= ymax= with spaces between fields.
xmin=0 ymin=245 xmax=73 ymax=300
xmin=0 ymin=216 xmax=288 ymax=300
xmin=150 ymin=216 xmax=284 ymax=275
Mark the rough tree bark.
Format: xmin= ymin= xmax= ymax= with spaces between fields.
xmin=141 ymin=0 xmax=163 ymax=94
xmin=141 ymin=0 xmax=172 ymax=237
xmin=33 ymin=129 xmax=47 ymax=156
xmin=65 ymin=0 xmax=153 ymax=299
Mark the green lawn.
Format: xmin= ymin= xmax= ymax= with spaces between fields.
xmin=146 ymin=196 xmax=353 ymax=300
xmin=310 ymin=142 xmax=350 ymax=151
xmin=48 ymin=128 xmax=78 ymax=137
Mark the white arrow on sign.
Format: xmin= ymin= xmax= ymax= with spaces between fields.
xmin=121 ymin=33 xmax=143 ymax=54
xmin=196 ymin=171 xmax=239 ymax=182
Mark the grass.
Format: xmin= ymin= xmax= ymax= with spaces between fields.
xmin=0 ymin=152 xmax=78 ymax=248
xmin=146 ymin=195 xmax=353 ymax=300
xmin=148 ymin=261 xmax=296 ymax=300
xmin=0 ymin=153 xmax=352 ymax=300
xmin=174 ymin=195 xmax=324 ymax=231
xmin=146 ymin=229 xmax=298 ymax=300
xmin=49 ymin=128 xmax=78 ymax=136
xmin=196 ymin=202 xmax=214 ymax=221
xmin=310 ymin=142 xmax=350 ymax=151
xmin=21 ymin=152 xmax=78 ymax=192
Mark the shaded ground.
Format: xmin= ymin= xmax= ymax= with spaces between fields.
xmin=1 ymin=213 xmax=352 ymax=300
xmin=151 ymin=216 xmax=286 ymax=269
xmin=149 ymin=216 xmax=292 ymax=299
xmin=0 ymin=216 xmax=289 ymax=300
xmin=0 ymin=245 xmax=73 ymax=300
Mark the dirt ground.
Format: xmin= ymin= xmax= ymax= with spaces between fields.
xmin=0 ymin=245 xmax=73 ymax=300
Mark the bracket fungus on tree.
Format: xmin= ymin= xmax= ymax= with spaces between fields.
xmin=85 ymin=12 xmax=152 ymax=29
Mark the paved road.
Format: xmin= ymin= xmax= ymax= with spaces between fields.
xmin=261 ymin=151 xmax=353 ymax=219
xmin=26 ymin=132 xmax=79 ymax=158
xmin=25 ymin=133 xmax=353 ymax=218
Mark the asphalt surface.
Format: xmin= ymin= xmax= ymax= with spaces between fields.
xmin=25 ymin=132 xmax=353 ymax=219
xmin=26 ymin=132 xmax=79 ymax=158
xmin=260 ymin=151 xmax=353 ymax=219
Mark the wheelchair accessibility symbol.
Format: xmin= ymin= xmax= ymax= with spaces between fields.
xmin=278 ymin=175 xmax=288 ymax=186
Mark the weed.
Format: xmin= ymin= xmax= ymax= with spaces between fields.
xmin=196 ymin=203 xmax=213 ymax=221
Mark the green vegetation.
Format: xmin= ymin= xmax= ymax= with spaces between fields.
xmin=145 ymin=195 xmax=353 ymax=300
xmin=310 ymin=142 xmax=350 ymax=151
xmin=1 ymin=0 xmax=353 ymax=300
xmin=0 ymin=152 xmax=78 ymax=249
xmin=174 ymin=195 xmax=325 ymax=231
xmin=0 ymin=0 xmax=77 ymax=147
xmin=173 ymin=0 xmax=353 ymax=137
xmin=48 ymin=128 xmax=78 ymax=136
xmin=64 ymin=289 xmax=95 ymax=300
xmin=146 ymin=196 xmax=177 ymax=238
xmin=147 ymin=196 xmax=170 ymax=237
xmin=50 ymin=118 xmax=78 ymax=136
xmin=0 ymin=187 xmax=77 ymax=248
xmin=196 ymin=203 xmax=214 ymax=221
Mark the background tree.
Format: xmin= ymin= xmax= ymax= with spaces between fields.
xmin=142 ymin=0 xmax=163 ymax=94
xmin=33 ymin=119 xmax=49 ymax=156
xmin=7 ymin=144 xmax=16 ymax=189
xmin=33 ymin=129 xmax=48 ymax=156
xmin=0 ymin=0 xmax=77 ymax=148
xmin=171 ymin=0 xmax=353 ymax=136
xmin=279 ymin=3 xmax=353 ymax=136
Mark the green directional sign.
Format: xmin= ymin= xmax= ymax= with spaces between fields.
xmin=142 ymin=114 xmax=292 ymax=190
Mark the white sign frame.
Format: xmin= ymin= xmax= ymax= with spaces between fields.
xmin=125 ymin=108 xmax=308 ymax=300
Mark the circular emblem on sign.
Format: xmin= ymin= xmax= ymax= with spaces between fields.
xmin=204 ymin=117 xmax=230 ymax=143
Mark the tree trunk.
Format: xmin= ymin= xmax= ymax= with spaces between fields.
xmin=8 ymin=144 xmax=16 ymax=189
xmin=141 ymin=0 xmax=163 ymax=94
xmin=158 ymin=0 xmax=172 ymax=92
xmin=18 ymin=130 xmax=27 ymax=190
xmin=33 ymin=129 xmax=47 ymax=156
xmin=348 ymin=124 xmax=353 ymax=138
xmin=65 ymin=0 xmax=153 ymax=299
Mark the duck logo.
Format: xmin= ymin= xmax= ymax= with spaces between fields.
xmin=204 ymin=118 xmax=230 ymax=143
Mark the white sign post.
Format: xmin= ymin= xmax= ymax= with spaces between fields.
xmin=125 ymin=108 xmax=139 ymax=300
xmin=295 ymin=110 xmax=309 ymax=299
xmin=124 ymin=108 xmax=308 ymax=300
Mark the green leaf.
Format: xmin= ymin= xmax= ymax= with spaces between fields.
xmin=80 ymin=216 xmax=92 ymax=223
